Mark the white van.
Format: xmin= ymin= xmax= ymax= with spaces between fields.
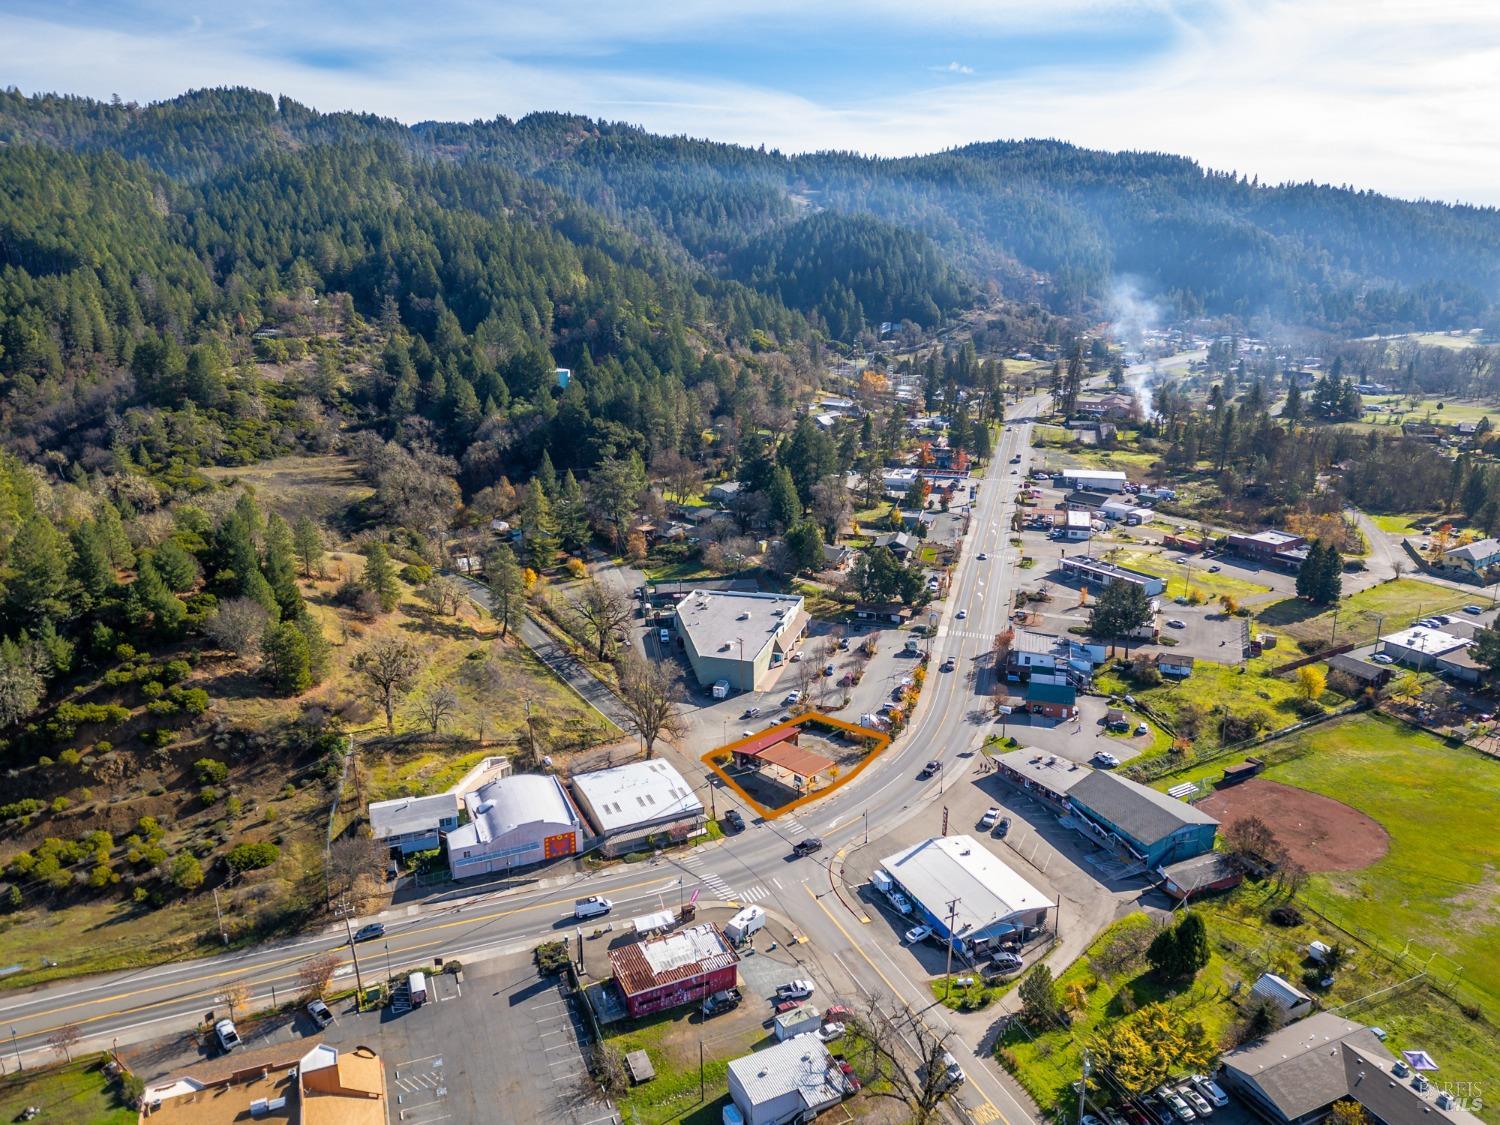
xmin=574 ymin=896 xmax=613 ymax=920
xmin=408 ymin=971 xmax=428 ymax=1007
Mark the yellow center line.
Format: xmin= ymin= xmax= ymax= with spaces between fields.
xmin=803 ymin=885 xmax=1008 ymax=1125
xmin=9 ymin=874 xmax=678 ymax=1041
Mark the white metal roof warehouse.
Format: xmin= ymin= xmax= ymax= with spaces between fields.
xmin=879 ymin=835 xmax=1054 ymax=951
xmin=571 ymin=758 xmax=705 ymax=855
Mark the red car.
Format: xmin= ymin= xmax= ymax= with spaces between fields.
xmin=837 ymin=1060 xmax=862 ymax=1092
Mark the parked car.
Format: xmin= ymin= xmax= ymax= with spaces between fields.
xmin=1158 ymin=1086 xmax=1196 ymax=1121
xmin=1188 ymin=1075 xmax=1229 ymax=1108
xmin=723 ymin=809 xmax=745 ymax=832
xmin=988 ymin=951 xmax=1023 ymax=974
xmin=1464 ymin=604 xmax=1484 ymax=615
xmin=1134 ymin=722 xmax=1149 ymax=736
xmin=306 ymin=999 xmax=334 ymax=1028
xmin=940 ymin=1050 xmax=966 ymax=1086
xmin=702 ymin=988 xmax=742 ymax=1017
xmin=888 ymin=891 xmax=912 ymax=915
xmin=1207 ymin=565 xmax=1221 ymax=572
xmin=573 ymin=896 xmax=613 ymax=919
xmin=775 ymin=980 xmax=815 ymax=1001
xmin=659 ymin=628 xmax=671 ymax=644
xmin=215 ymin=1019 xmax=241 ymax=1052
xmin=904 ymin=924 xmax=933 ymax=944
xmin=823 ymin=1004 xmax=854 ymax=1024
xmin=978 ymin=807 xmax=1001 ymax=830
xmin=1178 ymin=1084 xmax=1213 ymax=1117
xmin=1139 ymin=1096 xmax=1176 ymax=1125
xmin=991 ymin=816 xmax=1011 ymax=838
xmin=1371 ymin=653 xmax=1394 ymax=664
xmin=823 ymin=663 xmax=835 ymax=676
xmin=1083 ymin=1115 xmax=1106 ymax=1125
xmin=817 ymin=1022 xmax=846 ymax=1043
xmin=1166 ymin=619 xmax=1187 ymax=629
xmin=837 ymin=1059 xmax=862 ymax=1092
xmin=351 ymin=922 xmax=385 ymax=943
xmin=793 ymin=837 xmax=824 ymax=857
xmin=1092 ymin=750 xmax=1121 ymax=768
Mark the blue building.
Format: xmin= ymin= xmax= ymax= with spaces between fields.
xmin=1067 ymin=771 xmax=1218 ymax=867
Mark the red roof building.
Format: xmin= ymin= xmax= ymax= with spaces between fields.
xmin=610 ymin=923 xmax=740 ymax=1017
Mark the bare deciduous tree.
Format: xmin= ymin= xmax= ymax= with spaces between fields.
xmin=351 ymin=636 xmax=422 ymax=734
xmin=423 ymin=575 xmax=466 ymax=617
xmin=416 ymin=683 xmax=460 ymax=734
xmin=219 ymin=980 xmax=251 ymax=1022
xmin=204 ymin=596 xmax=270 ymax=660
xmin=298 ymin=950 xmax=343 ymax=1000
xmin=845 ymin=1001 xmax=961 ymax=1124
xmin=326 ymin=833 xmax=386 ymax=902
xmin=617 ymin=655 xmax=688 ymax=758
xmin=46 ymin=1022 xmax=81 ymax=1062
xmin=569 ymin=580 xmax=632 ymax=660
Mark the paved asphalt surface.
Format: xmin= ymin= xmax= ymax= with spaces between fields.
xmin=1 ymin=399 xmax=1054 ymax=1124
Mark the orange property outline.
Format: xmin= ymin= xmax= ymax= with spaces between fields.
xmin=701 ymin=712 xmax=893 ymax=820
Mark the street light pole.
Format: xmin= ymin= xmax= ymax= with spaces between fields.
xmin=10 ymin=1027 xmax=20 ymax=1072
xmin=336 ymin=903 xmax=367 ymax=1011
xmin=943 ymin=898 xmax=961 ymax=999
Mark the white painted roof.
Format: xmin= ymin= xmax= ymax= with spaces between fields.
xmin=729 ymin=1036 xmax=842 ymax=1112
xmin=573 ymin=759 xmax=703 ymax=834
xmin=879 ymin=835 xmax=1054 ymax=938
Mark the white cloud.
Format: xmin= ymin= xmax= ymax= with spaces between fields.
xmin=2 ymin=1 xmax=1499 ymax=203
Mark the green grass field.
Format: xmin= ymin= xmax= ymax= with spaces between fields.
xmin=1358 ymin=395 xmax=1499 ymax=427
xmin=1256 ymin=714 xmax=1500 ymax=1012
xmin=1255 ymin=578 xmax=1470 ymax=647
xmin=1095 ymin=656 xmax=1308 ymax=750
xmin=0 ymin=1056 xmax=135 ymax=1124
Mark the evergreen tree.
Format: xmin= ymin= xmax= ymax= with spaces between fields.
xmin=361 ymin=543 xmax=400 ymax=613
xmin=292 ymin=516 xmax=324 ymax=578
xmin=536 ymin=450 xmax=559 ymax=497
xmin=5 ymin=514 xmax=71 ymax=626
xmin=262 ymin=514 xmax=301 ymax=618
xmin=1090 ymin=580 xmax=1152 ymax=640
xmin=69 ymin=521 xmax=116 ymax=606
xmin=261 ymin=620 xmax=313 ymax=695
xmin=296 ymin=611 xmax=331 ymax=686
xmin=242 ymin=568 xmax=281 ymax=623
xmin=484 ymin=544 xmax=526 ymax=638
xmin=127 ymin=554 xmax=186 ymax=636
xmin=519 ymin=481 xmax=560 ymax=570
xmin=768 ymin=466 xmax=801 ymax=532
xmin=784 ymin=521 xmax=824 ymax=573
xmin=1019 ymin=963 xmax=1061 ymax=1026
xmin=555 ymin=470 xmax=590 ymax=553
xmin=153 ymin=539 xmax=200 ymax=594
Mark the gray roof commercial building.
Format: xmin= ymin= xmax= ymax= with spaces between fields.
xmin=1067 ymin=770 xmax=1218 ymax=867
xmin=673 ymin=589 xmax=807 ymax=692
xmin=727 ymin=1036 xmax=848 ymax=1125
xmin=571 ymin=758 xmax=705 ymax=857
xmin=446 ymin=774 xmax=582 ymax=880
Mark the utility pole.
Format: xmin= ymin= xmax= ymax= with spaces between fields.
xmin=335 ymin=902 xmax=367 ymax=1011
xmin=9 ymin=1027 xmax=20 ymax=1072
xmin=213 ymin=887 xmax=228 ymax=945
xmin=943 ymin=898 xmax=961 ymax=999
xmin=863 ymin=809 xmax=869 ymax=846
xmin=1079 ymin=1049 xmax=1092 ymax=1125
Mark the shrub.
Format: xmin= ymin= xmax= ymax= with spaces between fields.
xmin=0 ymin=799 xmax=45 ymax=822
xmin=169 ymin=853 xmax=204 ymax=889
xmin=194 ymin=758 xmax=230 ymax=785
xmin=199 ymin=786 xmax=222 ymax=805
xmin=533 ymin=940 xmax=570 ymax=974
xmin=226 ymin=841 xmax=280 ymax=872
xmin=399 ymin=563 xmax=433 ymax=586
xmin=50 ymin=796 xmax=71 ymax=813
xmin=1268 ymin=905 xmax=1303 ymax=927
xmin=59 ymin=748 xmax=82 ymax=766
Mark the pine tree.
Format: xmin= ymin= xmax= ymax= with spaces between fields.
xmin=519 ymin=481 xmax=559 ymax=571
xmin=5 ymin=515 xmax=71 ymax=625
xmin=484 ymin=544 xmax=526 ymax=638
xmin=536 ymin=450 xmax=559 ymax=497
xmin=263 ymin=514 xmax=301 ymax=618
xmin=768 ymin=466 xmax=801 ymax=532
xmin=1296 ymin=541 xmax=1323 ymax=600
xmin=95 ymin=503 xmax=134 ymax=568
xmin=153 ymin=539 xmax=200 ymax=593
xmin=292 ymin=516 xmax=324 ymax=578
xmin=261 ymin=620 xmax=313 ymax=695
xmin=295 ymin=611 xmax=331 ymax=686
xmin=128 ymin=554 xmax=186 ymax=636
xmin=362 ymin=543 xmax=400 ymax=613
xmin=69 ymin=521 xmax=116 ymax=606
xmin=555 ymin=470 xmax=590 ymax=553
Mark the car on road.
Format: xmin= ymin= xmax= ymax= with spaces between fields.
xmin=978 ymin=807 xmax=1001 ymax=829
xmin=991 ymin=816 xmax=1011 ymax=838
xmin=723 ymin=808 xmax=745 ymax=832
xmin=1188 ymin=1075 xmax=1229 ymax=1108
xmin=1092 ymin=750 xmax=1121 ymax=768
xmin=1166 ymin=618 xmax=1186 ymax=629
xmin=956 ymin=609 xmax=967 ymax=619
xmin=783 ymin=690 xmax=801 ymax=705
xmin=742 ymin=706 xmax=761 ymax=719
xmin=1371 ymin=653 xmax=1394 ymax=664
xmin=574 ymin=896 xmax=613 ymax=919
xmin=775 ymin=980 xmax=815 ymax=1001
xmin=1465 ymin=604 xmax=1484 ymax=615
xmin=904 ymin=924 xmax=933 ymax=944
xmin=793 ymin=837 xmax=824 ymax=857
xmin=702 ymin=988 xmax=742 ymax=1016
xmin=351 ymin=922 xmax=385 ymax=943
xmin=1207 ymin=564 xmax=1221 ymax=572
xmin=978 ymin=552 xmax=988 ymax=560
xmin=306 ymin=998 xmax=334 ymax=1028
xmin=918 ymin=759 xmax=941 ymax=779
xmin=1009 ymin=468 xmax=1018 ymax=474
xmin=215 ymin=1019 xmax=241 ymax=1052
xmin=941 ymin=657 xmax=956 ymax=672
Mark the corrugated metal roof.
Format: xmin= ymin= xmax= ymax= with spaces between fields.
xmin=728 ymin=1037 xmax=843 ymax=1112
xmin=609 ymin=924 xmax=739 ymax=999
xmin=879 ymin=835 xmax=1053 ymax=940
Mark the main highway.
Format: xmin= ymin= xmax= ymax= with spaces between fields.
xmin=0 ymin=397 xmax=1049 ymax=1123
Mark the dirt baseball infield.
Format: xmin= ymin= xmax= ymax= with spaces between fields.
xmin=1197 ymin=778 xmax=1390 ymax=872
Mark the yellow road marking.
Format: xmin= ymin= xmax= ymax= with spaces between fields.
xmin=9 ymin=874 xmax=677 ymax=1041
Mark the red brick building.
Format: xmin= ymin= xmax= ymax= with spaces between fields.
xmin=610 ymin=923 xmax=740 ymax=1017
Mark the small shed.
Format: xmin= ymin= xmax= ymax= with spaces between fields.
xmin=773 ymin=1004 xmax=822 ymax=1042
xmin=625 ymin=1049 xmax=656 ymax=1084
xmin=1251 ymin=972 xmax=1315 ymax=1018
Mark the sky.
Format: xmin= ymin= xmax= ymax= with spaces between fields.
xmin=4 ymin=0 xmax=1500 ymax=205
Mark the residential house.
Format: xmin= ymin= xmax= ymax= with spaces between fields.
xmin=1157 ymin=653 xmax=1195 ymax=678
